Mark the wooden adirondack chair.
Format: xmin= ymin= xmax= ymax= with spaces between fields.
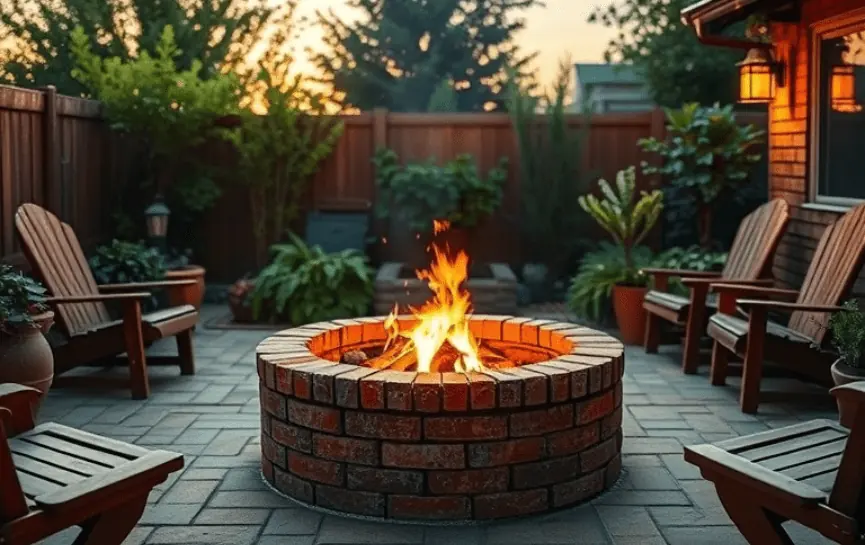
xmin=0 ymin=384 xmax=183 ymax=545
xmin=707 ymin=202 xmax=865 ymax=413
xmin=643 ymin=199 xmax=790 ymax=373
xmin=684 ymin=382 xmax=865 ymax=545
xmin=14 ymin=203 xmax=200 ymax=399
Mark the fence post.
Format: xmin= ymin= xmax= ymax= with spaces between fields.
xmin=371 ymin=108 xmax=389 ymax=258
xmin=372 ymin=108 xmax=388 ymax=151
xmin=42 ymin=85 xmax=62 ymax=218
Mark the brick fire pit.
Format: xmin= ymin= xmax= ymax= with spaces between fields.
xmin=256 ymin=316 xmax=624 ymax=521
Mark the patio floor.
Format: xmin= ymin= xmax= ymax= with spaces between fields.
xmin=35 ymin=305 xmax=838 ymax=545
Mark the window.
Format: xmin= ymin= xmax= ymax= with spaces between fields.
xmin=813 ymin=18 xmax=865 ymax=204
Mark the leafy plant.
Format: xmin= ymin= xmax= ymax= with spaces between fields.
xmin=652 ymin=245 xmax=728 ymax=295
xmin=225 ymin=45 xmax=344 ymax=268
xmin=579 ymin=166 xmax=663 ymax=282
xmin=161 ymin=248 xmax=193 ymax=271
xmin=639 ymin=103 xmax=764 ymax=249
xmin=567 ymin=243 xmax=654 ymax=323
xmin=508 ymin=56 xmax=591 ymax=278
xmin=251 ymin=233 xmax=373 ymax=325
xmin=88 ymin=240 xmax=166 ymax=285
xmin=373 ymin=149 xmax=507 ymax=233
xmin=828 ymin=300 xmax=865 ymax=369
xmin=0 ymin=265 xmax=49 ymax=330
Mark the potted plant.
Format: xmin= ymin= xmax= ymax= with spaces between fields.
xmin=88 ymin=240 xmax=166 ymax=310
xmin=579 ymin=166 xmax=663 ymax=344
xmin=162 ymin=249 xmax=206 ymax=310
xmin=373 ymin=149 xmax=507 ymax=266
xmin=826 ymin=300 xmax=865 ymax=424
xmin=0 ymin=265 xmax=54 ymax=413
xmin=250 ymin=233 xmax=373 ymax=325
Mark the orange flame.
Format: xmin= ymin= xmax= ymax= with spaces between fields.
xmin=383 ymin=220 xmax=485 ymax=373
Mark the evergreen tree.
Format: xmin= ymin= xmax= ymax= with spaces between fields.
xmin=313 ymin=0 xmax=540 ymax=112
xmin=0 ymin=0 xmax=291 ymax=96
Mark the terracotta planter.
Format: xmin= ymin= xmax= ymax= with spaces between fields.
xmin=165 ymin=265 xmax=206 ymax=309
xmin=612 ymin=284 xmax=648 ymax=345
xmin=0 ymin=311 xmax=55 ymax=418
xmin=831 ymin=359 xmax=865 ymax=427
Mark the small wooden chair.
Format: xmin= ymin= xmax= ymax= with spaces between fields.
xmin=685 ymin=382 xmax=865 ymax=545
xmin=0 ymin=384 xmax=184 ymax=545
xmin=15 ymin=203 xmax=200 ymax=399
xmin=707 ymin=202 xmax=865 ymax=413
xmin=643 ymin=199 xmax=790 ymax=373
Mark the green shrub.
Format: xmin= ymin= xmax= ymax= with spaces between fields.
xmin=652 ymin=245 xmax=728 ymax=295
xmin=88 ymin=240 xmax=166 ymax=285
xmin=0 ymin=265 xmax=48 ymax=330
xmin=828 ymin=300 xmax=865 ymax=369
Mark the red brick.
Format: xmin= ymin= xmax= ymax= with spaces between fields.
xmin=538 ymin=322 xmax=573 ymax=348
xmin=274 ymin=355 xmax=319 ymax=394
xmin=388 ymin=495 xmax=471 ymax=520
xmin=601 ymin=406 xmax=622 ymax=440
xmin=467 ymin=438 xmax=544 ymax=468
xmin=467 ymin=372 xmax=496 ymax=409
xmin=588 ymin=366 xmax=603 ymax=394
xmin=275 ymin=365 xmax=293 ymax=394
xmin=580 ymin=437 xmax=618 ymax=472
xmin=292 ymin=362 xmax=334 ymax=399
xmin=271 ymin=420 xmax=312 ymax=452
xmin=288 ymin=451 xmax=344 ymax=486
xmin=428 ymin=467 xmax=509 ymax=494
xmin=335 ymin=366 xmax=379 ymax=408
xmin=576 ymin=391 xmax=615 ymax=425
xmin=360 ymin=372 xmax=387 ymax=409
xmin=474 ymin=489 xmax=548 ymax=519
xmin=385 ymin=371 xmax=417 ymax=411
xmin=510 ymin=404 xmax=574 ymax=437
xmin=552 ymin=469 xmax=605 ymax=507
xmin=614 ymin=380 xmax=623 ymax=407
xmin=504 ymin=367 xmax=548 ymax=406
xmin=261 ymin=387 xmax=287 ymax=419
xmin=527 ymin=364 xmax=571 ymax=402
xmin=382 ymin=443 xmax=465 ymax=469
xmin=602 ymin=359 xmax=613 ymax=389
xmin=424 ymin=415 xmax=507 ymax=441
xmin=345 ymin=411 xmax=421 ymax=441
xmin=412 ymin=373 xmax=441 ymax=413
xmin=521 ymin=319 xmax=552 ymax=345
xmin=261 ymin=434 xmax=286 ymax=468
xmin=287 ymin=399 xmax=342 ymax=434
xmin=262 ymin=456 xmax=274 ymax=481
xmin=313 ymin=363 xmax=357 ymax=404
xmin=514 ymin=452 xmax=580 ymax=489
xmin=441 ymin=372 xmax=468 ymax=411
xmin=274 ymin=466 xmax=314 ymax=503
xmin=483 ymin=369 xmax=522 ymax=407
xmin=547 ymin=423 xmax=600 ymax=457
xmin=347 ymin=465 xmax=423 ymax=494
xmin=545 ymin=358 xmax=589 ymax=398
xmin=502 ymin=317 xmax=532 ymax=342
xmin=261 ymin=412 xmax=271 ymax=435
xmin=316 ymin=484 xmax=385 ymax=516
xmin=313 ymin=434 xmax=379 ymax=465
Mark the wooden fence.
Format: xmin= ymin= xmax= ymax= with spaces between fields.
xmin=0 ymin=85 xmax=768 ymax=282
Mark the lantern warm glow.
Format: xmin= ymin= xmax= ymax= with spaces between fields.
xmin=737 ymin=47 xmax=776 ymax=104
xmin=831 ymin=65 xmax=860 ymax=112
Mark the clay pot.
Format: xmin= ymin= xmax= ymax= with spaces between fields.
xmin=165 ymin=265 xmax=206 ymax=309
xmin=830 ymin=359 xmax=865 ymax=427
xmin=612 ymin=284 xmax=648 ymax=345
xmin=0 ymin=311 xmax=55 ymax=418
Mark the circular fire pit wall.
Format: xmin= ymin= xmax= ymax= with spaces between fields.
xmin=257 ymin=316 xmax=624 ymax=521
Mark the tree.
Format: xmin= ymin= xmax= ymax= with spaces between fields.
xmin=0 ymin=0 xmax=291 ymax=96
xmin=313 ymin=0 xmax=540 ymax=113
xmin=588 ymin=0 xmax=740 ymax=107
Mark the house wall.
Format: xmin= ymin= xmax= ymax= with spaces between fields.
xmin=768 ymin=0 xmax=865 ymax=294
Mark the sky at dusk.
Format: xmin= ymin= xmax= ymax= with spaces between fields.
xmin=291 ymin=0 xmax=617 ymax=86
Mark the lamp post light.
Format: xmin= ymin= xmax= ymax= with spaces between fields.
xmin=145 ymin=195 xmax=170 ymax=253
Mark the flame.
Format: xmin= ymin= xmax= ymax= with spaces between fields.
xmin=382 ymin=221 xmax=485 ymax=373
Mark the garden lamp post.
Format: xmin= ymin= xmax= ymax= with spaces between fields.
xmin=145 ymin=195 xmax=170 ymax=253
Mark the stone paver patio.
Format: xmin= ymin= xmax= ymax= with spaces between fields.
xmin=35 ymin=305 xmax=838 ymax=545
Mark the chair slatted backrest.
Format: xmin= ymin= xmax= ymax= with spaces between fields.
xmin=789 ymin=203 xmax=865 ymax=343
xmin=14 ymin=203 xmax=112 ymax=337
xmin=721 ymin=199 xmax=790 ymax=280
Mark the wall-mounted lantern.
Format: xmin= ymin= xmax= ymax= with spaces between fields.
xmin=831 ymin=65 xmax=861 ymax=113
xmin=145 ymin=194 xmax=171 ymax=251
xmin=737 ymin=46 xmax=784 ymax=104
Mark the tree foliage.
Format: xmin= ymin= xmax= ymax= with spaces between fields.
xmin=588 ymin=0 xmax=741 ymax=107
xmin=313 ymin=0 xmax=540 ymax=112
xmin=0 ymin=0 xmax=291 ymax=96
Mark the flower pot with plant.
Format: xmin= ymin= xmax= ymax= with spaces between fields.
xmin=825 ymin=300 xmax=865 ymax=424
xmin=250 ymin=233 xmax=373 ymax=325
xmin=0 ymin=265 xmax=54 ymax=413
xmin=88 ymin=240 xmax=166 ymax=311
xmin=578 ymin=167 xmax=663 ymax=345
xmin=162 ymin=249 xmax=206 ymax=309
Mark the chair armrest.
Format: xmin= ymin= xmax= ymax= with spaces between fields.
xmin=737 ymin=299 xmax=843 ymax=313
xmin=98 ymin=280 xmax=195 ymax=292
xmin=685 ymin=444 xmax=826 ymax=507
xmin=710 ymin=283 xmax=800 ymax=299
xmin=47 ymin=292 xmax=151 ymax=304
xmin=680 ymin=277 xmax=773 ymax=287
xmin=0 ymin=384 xmax=40 ymax=434
xmin=642 ymin=268 xmax=721 ymax=279
xmin=35 ymin=450 xmax=185 ymax=509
